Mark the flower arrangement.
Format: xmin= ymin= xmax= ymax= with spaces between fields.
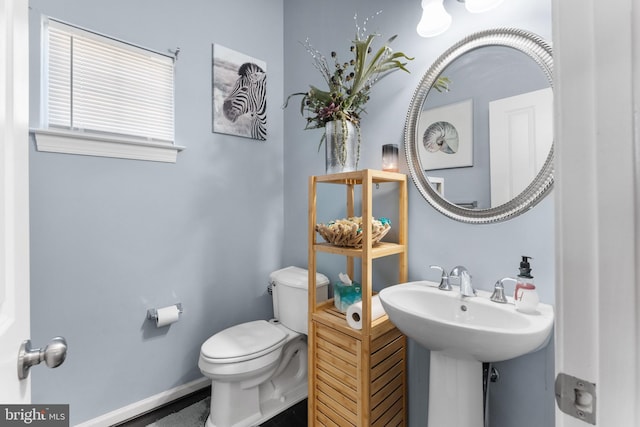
xmin=284 ymin=12 xmax=414 ymax=159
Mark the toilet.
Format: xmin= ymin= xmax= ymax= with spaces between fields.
xmin=198 ymin=266 xmax=329 ymax=427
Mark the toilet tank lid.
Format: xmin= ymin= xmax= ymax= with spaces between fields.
xmin=270 ymin=266 xmax=329 ymax=289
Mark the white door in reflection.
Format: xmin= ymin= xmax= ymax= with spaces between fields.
xmin=489 ymin=87 xmax=553 ymax=206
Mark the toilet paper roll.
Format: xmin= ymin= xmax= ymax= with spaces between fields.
xmin=155 ymin=305 xmax=181 ymax=327
xmin=346 ymin=295 xmax=386 ymax=330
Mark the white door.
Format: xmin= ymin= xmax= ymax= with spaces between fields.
xmin=0 ymin=0 xmax=31 ymax=403
xmin=489 ymin=87 xmax=553 ymax=206
xmin=554 ymin=0 xmax=639 ymax=426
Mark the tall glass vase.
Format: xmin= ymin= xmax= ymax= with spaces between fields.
xmin=325 ymin=119 xmax=360 ymax=174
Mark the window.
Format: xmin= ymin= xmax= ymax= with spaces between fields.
xmin=34 ymin=19 xmax=183 ymax=162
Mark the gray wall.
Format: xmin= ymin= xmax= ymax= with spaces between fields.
xmin=28 ymin=0 xmax=284 ymax=425
xmin=282 ymin=1 xmax=555 ymax=427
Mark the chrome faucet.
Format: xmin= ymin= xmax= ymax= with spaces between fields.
xmin=490 ymin=277 xmax=517 ymax=303
xmin=449 ymin=266 xmax=476 ymax=297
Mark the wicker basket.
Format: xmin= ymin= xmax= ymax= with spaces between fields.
xmin=315 ymin=216 xmax=391 ymax=248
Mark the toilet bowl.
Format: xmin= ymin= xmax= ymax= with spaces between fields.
xmin=198 ymin=267 xmax=328 ymax=427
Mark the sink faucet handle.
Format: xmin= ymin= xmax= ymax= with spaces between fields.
xmin=490 ymin=277 xmax=518 ymax=303
xmin=430 ymin=265 xmax=452 ymax=291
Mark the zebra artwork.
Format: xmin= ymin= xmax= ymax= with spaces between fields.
xmin=212 ymin=44 xmax=267 ymax=141
xmin=223 ymin=63 xmax=267 ymax=140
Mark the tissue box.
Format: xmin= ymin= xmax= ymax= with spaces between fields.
xmin=333 ymin=281 xmax=362 ymax=313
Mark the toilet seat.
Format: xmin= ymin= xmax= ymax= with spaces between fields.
xmin=200 ymin=320 xmax=287 ymax=364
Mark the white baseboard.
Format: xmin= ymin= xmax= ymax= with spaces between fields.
xmin=74 ymin=377 xmax=210 ymax=427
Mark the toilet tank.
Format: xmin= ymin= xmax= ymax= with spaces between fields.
xmin=270 ymin=266 xmax=329 ymax=334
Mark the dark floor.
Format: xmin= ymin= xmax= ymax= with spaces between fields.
xmin=259 ymin=398 xmax=307 ymax=427
xmin=114 ymin=388 xmax=210 ymax=427
xmin=114 ymin=387 xmax=307 ymax=427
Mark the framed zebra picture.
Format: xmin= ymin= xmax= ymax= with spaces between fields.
xmin=212 ymin=44 xmax=267 ymax=141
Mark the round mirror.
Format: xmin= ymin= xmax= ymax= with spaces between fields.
xmin=405 ymin=28 xmax=553 ymax=223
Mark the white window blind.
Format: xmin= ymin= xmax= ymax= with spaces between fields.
xmin=46 ymin=20 xmax=175 ymax=144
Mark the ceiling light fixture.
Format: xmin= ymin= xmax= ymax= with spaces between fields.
xmin=418 ymin=0 xmax=505 ymax=37
xmin=417 ymin=0 xmax=452 ymax=38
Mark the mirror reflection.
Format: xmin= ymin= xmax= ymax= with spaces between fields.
xmin=416 ymin=46 xmax=553 ymax=209
xmin=404 ymin=28 xmax=554 ymax=223
xmin=419 ymin=46 xmax=552 ymax=209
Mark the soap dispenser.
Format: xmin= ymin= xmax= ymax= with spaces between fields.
xmin=514 ymin=256 xmax=539 ymax=313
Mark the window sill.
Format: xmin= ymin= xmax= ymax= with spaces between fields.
xmin=32 ymin=129 xmax=185 ymax=163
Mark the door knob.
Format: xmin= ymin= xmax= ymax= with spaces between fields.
xmin=17 ymin=336 xmax=67 ymax=380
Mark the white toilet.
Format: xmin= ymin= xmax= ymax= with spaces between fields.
xmin=198 ymin=266 xmax=329 ymax=427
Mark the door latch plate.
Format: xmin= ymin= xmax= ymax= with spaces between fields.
xmin=555 ymin=372 xmax=596 ymax=425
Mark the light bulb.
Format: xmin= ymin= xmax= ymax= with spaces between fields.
xmin=464 ymin=0 xmax=505 ymax=14
xmin=417 ymin=0 xmax=452 ymax=38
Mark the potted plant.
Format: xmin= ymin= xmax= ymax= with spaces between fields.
xmin=285 ymin=14 xmax=415 ymax=173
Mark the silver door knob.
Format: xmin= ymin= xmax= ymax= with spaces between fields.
xmin=17 ymin=336 xmax=67 ymax=380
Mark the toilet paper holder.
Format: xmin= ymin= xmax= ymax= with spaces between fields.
xmin=147 ymin=303 xmax=183 ymax=322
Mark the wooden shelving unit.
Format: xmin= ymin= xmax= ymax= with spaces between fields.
xmin=307 ymin=169 xmax=408 ymax=427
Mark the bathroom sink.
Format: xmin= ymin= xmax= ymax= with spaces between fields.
xmin=378 ymin=281 xmax=554 ymax=362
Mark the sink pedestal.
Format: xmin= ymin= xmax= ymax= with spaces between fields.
xmin=428 ymin=351 xmax=483 ymax=427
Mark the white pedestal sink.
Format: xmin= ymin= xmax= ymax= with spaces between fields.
xmin=378 ymin=281 xmax=554 ymax=427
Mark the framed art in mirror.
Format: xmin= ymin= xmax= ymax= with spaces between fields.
xmin=420 ymin=99 xmax=473 ymax=170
